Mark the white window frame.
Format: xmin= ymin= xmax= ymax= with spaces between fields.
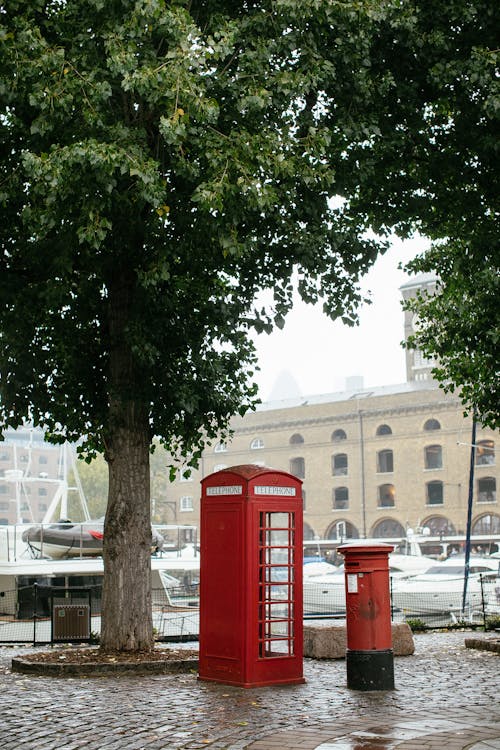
xmin=180 ymin=496 xmax=193 ymax=512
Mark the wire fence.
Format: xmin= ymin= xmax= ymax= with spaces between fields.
xmin=1 ymin=575 xmax=499 ymax=646
xmin=0 ymin=583 xmax=200 ymax=645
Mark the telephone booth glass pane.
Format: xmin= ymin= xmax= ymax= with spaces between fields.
xmin=258 ymin=511 xmax=295 ymax=658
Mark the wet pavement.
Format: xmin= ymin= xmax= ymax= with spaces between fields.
xmin=1 ymin=631 xmax=499 ymax=750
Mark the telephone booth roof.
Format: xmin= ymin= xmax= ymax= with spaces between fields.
xmin=202 ymin=464 xmax=303 ymax=484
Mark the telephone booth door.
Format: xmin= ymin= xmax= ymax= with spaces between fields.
xmin=258 ymin=510 xmax=297 ymax=660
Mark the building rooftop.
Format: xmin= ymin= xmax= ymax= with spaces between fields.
xmin=255 ymin=380 xmax=438 ymax=412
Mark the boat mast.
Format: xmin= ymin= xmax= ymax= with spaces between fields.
xmin=461 ymin=412 xmax=477 ymax=614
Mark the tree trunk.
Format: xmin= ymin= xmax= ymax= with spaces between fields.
xmin=100 ymin=269 xmax=154 ymax=652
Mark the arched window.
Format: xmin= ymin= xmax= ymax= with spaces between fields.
xmin=477 ymin=477 xmax=496 ymax=504
xmin=376 ymin=424 xmax=392 ymax=436
xmin=289 ymin=457 xmax=305 ymax=479
xmin=476 ymin=439 xmax=495 ymax=466
xmin=472 ymin=513 xmax=500 ymax=535
xmin=250 ymin=437 xmax=264 ymax=450
xmin=424 ymin=418 xmax=441 ymax=431
xmin=421 ymin=515 xmax=456 ymax=535
xmin=332 ymin=453 xmax=348 ymax=476
xmin=289 ymin=433 xmax=304 ymax=445
xmin=426 ymin=480 xmax=443 ymax=505
xmin=214 ymin=441 xmax=227 ymax=453
xmin=371 ymin=519 xmax=405 ymax=539
xmin=303 ymin=522 xmax=315 ymax=541
xmin=425 ymin=445 xmax=443 ymax=470
xmin=332 ymin=429 xmax=347 ymax=442
xmin=326 ymin=520 xmax=359 ymax=540
xmin=378 ymin=484 xmax=395 ymax=507
xmin=333 ymin=487 xmax=349 ymax=510
xmin=377 ymin=449 xmax=393 ymax=473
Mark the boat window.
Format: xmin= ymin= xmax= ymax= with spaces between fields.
xmin=426 ymin=565 xmax=464 ymax=575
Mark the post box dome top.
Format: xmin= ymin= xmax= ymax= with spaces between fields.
xmin=338 ymin=541 xmax=394 ymax=555
xmin=203 ymin=464 xmax=298 ymax=482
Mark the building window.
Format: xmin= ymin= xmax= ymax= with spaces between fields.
xmin=378 ymin=484 xmax=395 ymax=507
xmin=179 ymin=467 xmax=192 ymax=482
xmin=289 ymin=433 xmax=304 ymax=445
xmin=376 ymin=424 xmax=392 ymax=436
xmin=424 ymin=419 xmax=441 ymax=431
xmin=38 ymin=487 xmax=47 ymax=496
xmin=289 ymin=457 xmax=305 ymax=479
xmin=0 ymin=453 xmax=8 ymax=461
xmin=38 ymin=455 xmax=48 ymax=464
xmin=332 ymin=453 xmax=348 ymax=476
xmin=250 ymin=438 xmax=264 ymax=450
xmin=180 ymin=496 xmax=193 ymax=512
xmin=333 ymin=487 xmax=349 ymax=510
xmin=426 ymin=480 xmax=443 ymax=505
xmin=0 ymin=485 xmax=6 ymax=494
xmin=214 ymin=442 xmax=227 ymax=453
xmin=326 ymin=520 xmax=359 ymax=540
xmin=332 ymin=429 xmax=347 ymax=442
xmin=377 ymin=449 xmax=393 ymax=473
xmin=0 ymin=501 xmax=8 ymax=511
xmin=478 ymin=477 xmax=496 ymax=504
xmin=19 ymin=454 xmax=29 ymax=463
xmin=38 ymin=503 xmax=48 ymax=512
xmin=372 ymin=519 xmax=405 ymax=538
xmin=425 ymin=445 xmax=443 ymax=470
xmin=422 ymin=515 xmax=456 ymax=536
xmin=476 ymin=440 xmax=495 ymax=466
xmin=472 ymin=513 xmax=500 ymax=535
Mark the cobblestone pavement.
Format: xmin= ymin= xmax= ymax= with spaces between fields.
xmin=1 ymin=632 xmax=499 ymax=750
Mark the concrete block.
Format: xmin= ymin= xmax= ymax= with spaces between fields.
xmin=303 ymin=621 xmax=414 ymax=659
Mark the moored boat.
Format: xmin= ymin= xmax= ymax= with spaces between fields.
xmin=390 ymin=556 xmax=500 ymax=616
xmin=21 ymin=520 xmax=165 ymax=559
xmin=303 ymin=552 xmax=435 ymax=615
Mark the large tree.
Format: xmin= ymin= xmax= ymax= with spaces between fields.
xmin=0 ymin=0 xmax=393 ymax=651
xmin=1 ymin=1 xmax=496 ymax=651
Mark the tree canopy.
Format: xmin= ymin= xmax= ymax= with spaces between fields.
xmin=340 ymin=0 xmax=499 ymax=428
xmin=1 ymin=0 xmax=497 ymax=649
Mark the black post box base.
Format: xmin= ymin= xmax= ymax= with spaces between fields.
xmin=346 ymin=649 xmax=395 ymax=691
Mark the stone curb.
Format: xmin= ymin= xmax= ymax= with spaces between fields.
xmin=303 ymin=622 xmax=415 ymax=659
xmin=464 ymin=637 xmax=500 ymax=654
xmin=11 ymin=656 xmax=199 ymax=677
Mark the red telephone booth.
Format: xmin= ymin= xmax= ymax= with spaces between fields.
xmin=338 ymin=542 xmax=395 ymax=691
xmin=199 ymin=465 xmax=305 ymax=688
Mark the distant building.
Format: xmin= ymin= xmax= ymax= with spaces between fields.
xmin=164 ymin=275 xmax=498 ymax=544
xmin=0 ymin=426 xmax=64 ymax=525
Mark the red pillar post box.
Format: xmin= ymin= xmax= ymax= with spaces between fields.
xmin=338 ymin=542 xmax=395 ymax=690
xmin=199 ymin=465 xmax=305 ymax=688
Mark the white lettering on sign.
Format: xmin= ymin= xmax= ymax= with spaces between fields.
xmin=254 ymin=485 xmax=296 ymax=496
xmin=347 ymin=574 xmax=358 ymax=594
xmin=206 ymin=485 xmax=243 ymax=496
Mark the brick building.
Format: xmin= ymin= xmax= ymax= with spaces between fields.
xmin=164 ymin=275 xmax=498 ymax=544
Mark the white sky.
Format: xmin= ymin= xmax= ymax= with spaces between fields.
xmin=250 ymin=235 xmax=430 ymax=401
